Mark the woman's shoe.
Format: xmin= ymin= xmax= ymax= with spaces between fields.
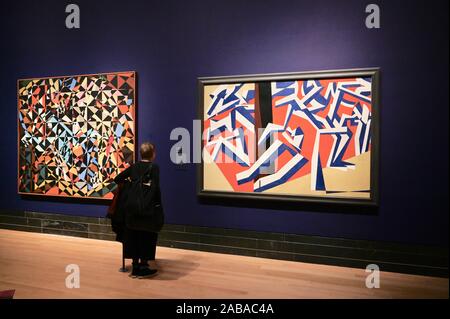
xmin=129 ymin=265 xmax=140 ymax=278
xmin=138 ymin=267 xmax=158 ymax=278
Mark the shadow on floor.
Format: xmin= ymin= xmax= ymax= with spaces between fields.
xmin=153 ymin=257 xmax=200 ymax=280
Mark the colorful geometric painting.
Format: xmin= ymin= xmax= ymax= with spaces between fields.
xmin=200 ymin=69 xmax=379 ymax=203
xmin=17 ymin=71 xmax=136 ymax=199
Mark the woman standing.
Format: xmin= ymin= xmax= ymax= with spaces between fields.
xmin=113 ymin=142 xmax=163 ymax=278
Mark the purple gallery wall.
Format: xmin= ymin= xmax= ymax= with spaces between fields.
xmin=0 ymin=0 xmax=448 ymax=246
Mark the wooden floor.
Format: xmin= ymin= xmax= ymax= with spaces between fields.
xmin=0 ymin=229 xmax=447 ymax=299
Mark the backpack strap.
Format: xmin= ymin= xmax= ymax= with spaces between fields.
xmin=142 ymin=164 xmax=153 ymax=186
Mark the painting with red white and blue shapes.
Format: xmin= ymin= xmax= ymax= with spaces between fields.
xmin=199 ymin=69 xmax=379 ymax=205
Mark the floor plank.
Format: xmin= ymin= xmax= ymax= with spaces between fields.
xmin=0 ymin=229 xmax=447 ymax=299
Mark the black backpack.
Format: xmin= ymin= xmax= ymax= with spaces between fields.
xmin=124 ymin=164 xmax=164 ymax=232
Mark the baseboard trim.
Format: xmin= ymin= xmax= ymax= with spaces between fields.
xmin=0 ymin=209 xmax=447 ymax=278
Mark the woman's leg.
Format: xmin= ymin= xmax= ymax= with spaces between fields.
xmin=139 ymin=258 xmax=149 ymax=267
xmin=130 ymin=258 xmax=140 ymax=277
xmin=123 ymin=227 xmax=141 ymax=277
xmin=148 ymin=232 xmax=158 ymax=260
xmin=136 ymin=232 xmax=158 ymax=270
xmin=137 ymin=232 xmax=158 ymax=278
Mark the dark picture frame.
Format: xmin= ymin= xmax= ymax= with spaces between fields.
xmin=197 ymin=68 xmax=380 ymax=206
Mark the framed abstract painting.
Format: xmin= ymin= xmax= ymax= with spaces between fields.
xmin=197 ymin=68 xmax=379 ymax=206
xmin=17 ymin=71 xmax=136 ymax=199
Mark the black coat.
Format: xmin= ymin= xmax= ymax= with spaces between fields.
xmin=112 ymin=161 xmax=163 ymax=236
